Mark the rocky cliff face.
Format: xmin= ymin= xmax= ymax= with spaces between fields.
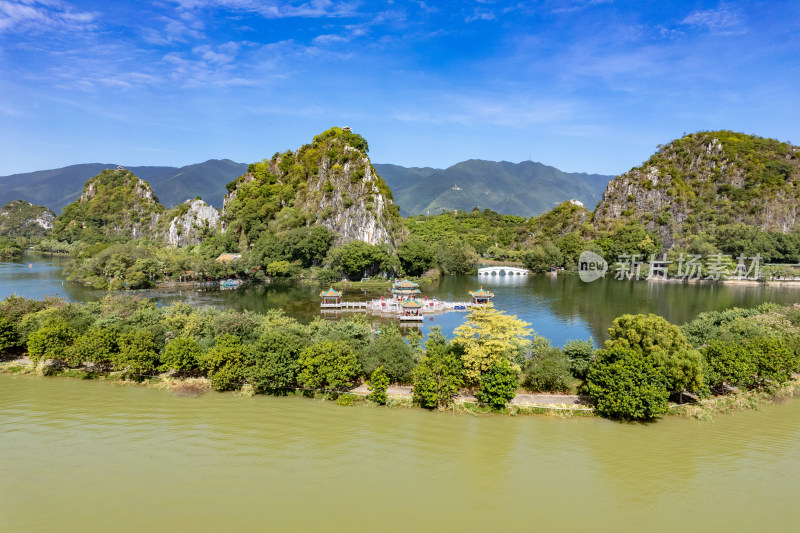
xmin=52 ymin=168 xmax=165 ymax=243
xmin=166 ymin=199 xmax=220 ymax=247
xmin=0 ymin=200 xmax=55 ymax=238
xmin=593 ymin=131 xmax=800 ymax=248
xmin=223 ymin=127 xmax=404 ymax=248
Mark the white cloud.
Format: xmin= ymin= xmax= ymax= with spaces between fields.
xmin=0 ymin=0 xmax=96 ymax=33
xmin=681 ymin=4 xmax=746 ymax=35
xmin=173 ymin=0 xmax=360 ymax=19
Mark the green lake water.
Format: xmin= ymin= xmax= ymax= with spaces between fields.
xmin=2 ymin=374 xmax=800 ymax=531
xmin=4 ymin=254 xmax=800 ymax=344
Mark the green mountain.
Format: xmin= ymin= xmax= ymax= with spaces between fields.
xmin=374 ymin=160 xmax=611 ymax=217
xmin=0 ymin=200 xmax=55 ymax=239
xmin=0 ymin=160 xmax=247 ymax=212
xmin=593 ymin=131 xmax=800 ymax=249
xmin=51 ymin=169 xmax=165 ymax=243
xmin=224 ymin=127 xmax=404 ymax=249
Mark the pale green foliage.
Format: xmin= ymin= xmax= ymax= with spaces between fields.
xmin=27 ymin=319 xmax=77 ymax=365
xmin=202 ymin=334 xmax=245 ymax=391
xmin=454 ymin=305 xmax=530 ymax=386
xmin=161 ymin=336 xmax=203 ymax=373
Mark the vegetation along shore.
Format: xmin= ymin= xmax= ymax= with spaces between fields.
xmin=2 ymin=293 xmax=799 ymax=421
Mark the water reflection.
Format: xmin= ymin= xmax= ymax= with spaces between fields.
xmin=3 ymin=254 xmax=800 ymax=346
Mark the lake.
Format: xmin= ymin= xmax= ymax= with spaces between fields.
xmin=2 ymin=374 xmax=800 ymax=531
xmin=3 ymin=254 xmax=800 ymax=345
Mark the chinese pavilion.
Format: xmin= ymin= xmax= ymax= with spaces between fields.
xmin=468 ymin=288 xmax=494 ymax=305
xmin=399 ymin=298 xmax=424 ymax=321
xmin=391 ymin=279 xmax=421 ymax=300
xmin=320 ymin=287 xmax=343 ymax=307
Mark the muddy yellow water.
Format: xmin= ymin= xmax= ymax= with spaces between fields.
xmin=2 ymin=374 xmax=799 ymax=531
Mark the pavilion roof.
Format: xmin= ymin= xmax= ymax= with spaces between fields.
xmin=469 ymin=288 xmax=495 ymax=298
xmin=319 ymin=287 xmax=342 ymax=297
xmin=399 ymin=298 xmax=424 ymax=308
xmin=393 ymin=278 xmax=419 ymax=289
xmin=392 ymin=287 xmax=421 ymax=294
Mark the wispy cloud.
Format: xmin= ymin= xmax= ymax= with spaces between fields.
xmin=681 ymin=4 xmax=746 ymax=35
xmin=173 ymin=0 xmax=360 ymax=19
xmin=0 ymin=0 xmax=96 ymax=33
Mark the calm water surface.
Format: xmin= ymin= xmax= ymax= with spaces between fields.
xmin=3 ymin=255 xmax=800 ymax=344
xmin=2 ymin=374 xmax=799 ymax=531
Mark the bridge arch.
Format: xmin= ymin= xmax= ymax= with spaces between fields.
xmin=477 ymin=266 xmax=529 ymax=276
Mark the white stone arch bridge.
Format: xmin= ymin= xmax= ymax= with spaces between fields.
xmin=477 ymin=266 xmax=529 ymax=276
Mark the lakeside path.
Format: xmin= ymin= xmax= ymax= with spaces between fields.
xmin=349 ymin=383 xmax=589 ymax=406
xmin=6 ymin=357 xmax=589 ymax=407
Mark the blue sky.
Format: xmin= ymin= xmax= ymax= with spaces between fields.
xmin=1 ymin=0 xmax=798 ymax=176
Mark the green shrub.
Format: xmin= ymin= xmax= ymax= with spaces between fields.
xmin=336 ymin=393 xmax=357 ymax=406
xmin=359 ymin=325 xmax=415 ymax=383
xmin=298 ymin=340 xmax=361 ymax=391
xmin=246 ymin=328 xmax=307 ymax=392
xmin=27 ymin=319 xmax=77 ymax=365
xmin=586 ymin=345 xmax=670 ymax=420
xmin=114 ymin=330 xmax=160 ymax=378
xmin=160 ymin=336 xmax=203 ymax=373
xmin=475 ymin=359 xmax=519 ymax=410
xmin=202 ymin=334 xmax=245 ymax=391
xmin=412 ymin=328 xmax=464 ymax=409
xmin=524 ymin=347 xmax=575 ymax=393
xmin=367 ymin=366 xmax=389 ymax=405
xmin=67 ymin=327 xmax=118 ymax=367
xmin=563 ymin=339 xmax=595 ymax=380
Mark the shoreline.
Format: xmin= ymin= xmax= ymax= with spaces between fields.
xmin=5 ymin=359 xmax=798 ymax=420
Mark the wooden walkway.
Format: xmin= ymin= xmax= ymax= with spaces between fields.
xmin=321 ymin=299 xmax=477 ymax=316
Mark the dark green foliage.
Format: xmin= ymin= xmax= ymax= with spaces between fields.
xmin=703 ymin=337 xmax=800 ymax=393
xmin=0 ymin=236 xmax=23 ymax=260
xmin=586 ymin=346 xmax=670 ymax=420
xmin=397 ymin=237 xmax=436 ymax=276
xmin=0 ymin=314 xmax=20 ymax=354
xmin=475 ymin=359 xmax=519 ymax=410
xmin=328 ymin=241 xmax=394 ymax=279
xmin=367 ymin=366 xmax=390 ymax=405
xmin=680 ymin=304 xmax=776 ymax=346
xmin=246 ymin=327 xmax=307 ymax=392
xmin=0 ymin=200 xmax=54 ymax=239
xmin=359 ymin=325 xmax=415 ymax=383
xmin=412 ymin=327 xmax=464 ymax=409
xmin=563 ymin=339 xmax=595 ymax=380
xmin=407 ymin=209 xmax=528 ymax=257
xmin=67 ymin=327 xmax=118 ymax=367
xmin=521 ymin=242 xmax=563 ymax=272
xmin=298 ymin=340 xmax=361 ymax=391
xmin=524 ymin=347 xmax=574 ymax=393
xmin=309 ymin=316 xmax=373 ymax=354
xmin=51 ymin=168 xmax=164 ymax=243
xmin=114 ymin=330 xmax=160 ymax=377
xmin=160 ymin=336 xmax=203 ymax=373
xmin=605 ymin=314 xmax=702 ymax=392
xmin=199 ymin=334 xmax=245 ymax=391
xmin=434 ymin=238 xmax=479 ymax=275
xmin=27 ymin=319 xmax=77 ymax=364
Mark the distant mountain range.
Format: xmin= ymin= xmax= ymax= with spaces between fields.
xmin=0 ymin=160 xmax=248 ymax=212
xmin=0 ymin=158 xmax=612 ymax=218
xmin=374 ymin=160 xmax=612 ymax=217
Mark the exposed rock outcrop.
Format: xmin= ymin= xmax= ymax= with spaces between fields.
xmin=166 ymin=199 xmax=220 ymax=247
xmin=0 ymin=200 xmax=55 ymax=238
xmin=593 ymin=131 xmax=800 ymax=248
xmin=223 ymin=127 xmax=405 ymax=248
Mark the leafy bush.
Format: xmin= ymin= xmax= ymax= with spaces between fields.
xmin=367 ymin=366 xmax=390 ymax=405
xmin=114 ymin=330 xmax=160 ymax=378
xmin=586 ymin=346 xmax=670 ymax=420
xmin=359 ymin=325 xmax=415 ymax=383
xmin=202 ymin=334 xmax=245 ymax=391
xmin=161 ymin=336 xmax=203 ymax=373
xmin=563 ymin=339 xmax=595 ymax=380
xmin=524 ymin=347 xmax=575 ymax=393
xmin=246 ymin=327 xmax=307 ymax=392
xmin=298 ymin=340 xmax=361 ymax=391
xmin=475 ymin=359 xmax=519 ymax=410
xmin=412 ymin=328 xmax=464 ymax=409
xmin=67 ymin=327 xmax=118 ymax=367
xmin=27 ymin=319 xmax=78 ymax=365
